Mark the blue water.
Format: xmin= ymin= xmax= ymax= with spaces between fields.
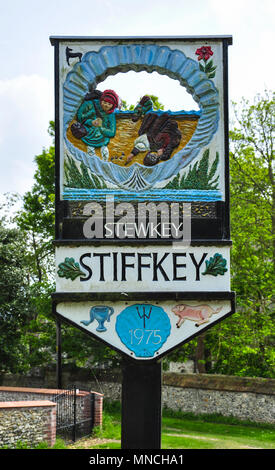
xmin=62 ymin=188 xmax=222 ymax=202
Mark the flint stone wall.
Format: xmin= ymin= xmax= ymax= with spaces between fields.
xmin=0 ymin=401 xmax=56 ymax=448
xmin=1 ymin=367 xmax=274 ymax=424
xmin=162 ymin=373 xmax=275 ymax=424
xmin=0 ymin=387 xmax=103 ymax=448
xmin=89 ymin=373 xmax=275 ymax=424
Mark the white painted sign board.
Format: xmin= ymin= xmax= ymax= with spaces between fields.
xmin=55 ymin=298 xmax=234 ymax=360
xmin=56 ymin=244 xmax=231 ymax=293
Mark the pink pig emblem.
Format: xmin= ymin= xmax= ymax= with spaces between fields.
xmin=172 ymin=304 xmax=222 ymax=328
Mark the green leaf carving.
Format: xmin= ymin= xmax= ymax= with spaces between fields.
xmin=205 ymin=59 xmax=214 ymax=72
xmin=164 ymin=149 xmax=219 ymax=190
xmin=199 ymin=62 xmax=205 ymax=72
xmin=207 ymin=71 xmax=216 ymax=79
xmin=57 ymin=257 xmax=85 ymax=280
xmin=202 ymin=253 xmax=228 ymax=276
xmin=64 ymin=154 xmax=107 ymax=189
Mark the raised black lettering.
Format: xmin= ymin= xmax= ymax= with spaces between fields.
xmin=121 ymin=253 xmax=135 ymax=281
xmin=113 ymin=252 xmax=118 ymax=281
xmin=189 ymin=252 xmax=208 ymax=281
xmin=137 ymin=253 xmax=151 ymax=281
xmin=173 ymin=253 xmax=186 ymax=280
xmin=152 ymin=252 xmax=170 ymax=281
xmin=79 ymin=253 xmax=92 ymax=281
xmin=93 ymin=253 xmax=111 ymax=281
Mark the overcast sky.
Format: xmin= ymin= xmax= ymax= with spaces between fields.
xmin=0 ymin=0 xmax=274 ymax=197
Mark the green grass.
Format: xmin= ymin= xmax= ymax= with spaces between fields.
xmin=91 ymin=442 xmax=121 ymax=449
xmin=90 ymin=401 xmax=275 ymax=450
xmin=0 ymin=438 xmax=68 ymax=450
xmin=94 ymin=412 xmax=121 ymax=441
xmin=161 ymin=414 xmax=275 ymax=449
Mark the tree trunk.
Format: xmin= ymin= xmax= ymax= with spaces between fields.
xmin=195 ymin=333 xmax=206 ymax=373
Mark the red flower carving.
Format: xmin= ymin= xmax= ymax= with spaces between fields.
xmin=195 ymin=46 xmax=214 ymax=61
xmin=195 ymin=46 xmax=216 ymax=79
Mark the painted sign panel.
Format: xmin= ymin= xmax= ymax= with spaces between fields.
xmin=53 ymin=37 xmax=229 ymax=204
xmin=55 ymin=244 xmax=231 ymax=293
xmin=55 ymin=298 xmax=234 ymax=360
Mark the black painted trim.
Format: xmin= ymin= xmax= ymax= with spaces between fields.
xmin=52 ymin=291 xmax=235 ymax=302
xmin=50 ymin=35 xmax=233 ymax=44
xmin=223 ymin=38 xmax=231 ymax=239
xmin=54 ymin=41 xmax=61 ymax=239
xmin=53 ymin=238 xmax=232 ymax=246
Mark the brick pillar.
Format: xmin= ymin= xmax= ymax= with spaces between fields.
xmin=82 ymin=393 xmax=91 ymax=422
xmin=93 ymin=393 xmax=103 ymax=428
xmin=46 ymin=404 xmax=56 ymax=447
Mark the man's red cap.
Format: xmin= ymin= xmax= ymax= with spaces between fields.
xmin=101 ymin=89 xmax=119 ymax=113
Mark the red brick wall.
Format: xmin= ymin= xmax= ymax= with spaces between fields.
xmin=94 ymin=393 xmax=103 ymax=427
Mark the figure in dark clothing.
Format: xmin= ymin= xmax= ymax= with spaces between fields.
xmin=131 ymin=95 xmax=154 ymax=121
xmin=126 ymin=96 xmax=182 ymax=166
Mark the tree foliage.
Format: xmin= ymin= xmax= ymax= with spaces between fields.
xmin=217 ymin=90 xmax=274 ymax=377
xmin=168 ymin=91 xmax=274 ymax=377
xmin=0 ymin=223 xmax=31 ymax=372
